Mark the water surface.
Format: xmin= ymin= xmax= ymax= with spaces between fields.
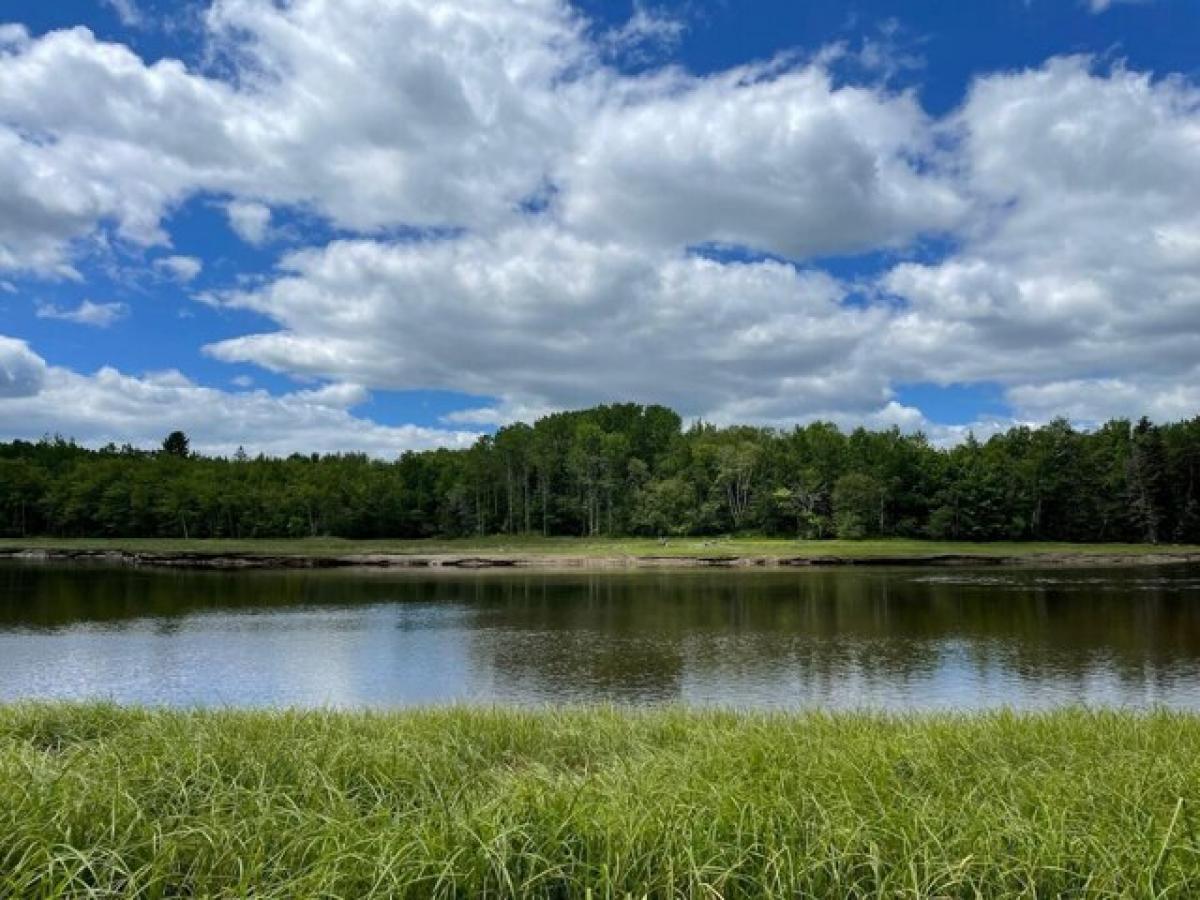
xmin=2 ymin=562 xmax=1199 ymax=710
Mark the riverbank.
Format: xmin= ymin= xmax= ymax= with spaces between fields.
xmin=0 ymin=705 xmax=1196 ymax=897
xmin=3 ymin=536 xmax=1200 ymax=570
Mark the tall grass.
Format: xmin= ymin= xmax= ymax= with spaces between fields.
xmin=1 ymin=705 xmax=1198 ymax=897
xmin=10 ymin=534 xmax=1200 ymax=559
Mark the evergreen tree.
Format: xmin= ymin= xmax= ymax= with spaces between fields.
xmin=161 ymin=431 xmax=191 ymax=459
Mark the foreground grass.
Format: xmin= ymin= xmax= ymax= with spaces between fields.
xmin=7 ymin=535 xmax=1200 ymax=560
xmin=1 ymin=706 xmax=1199 ymax=898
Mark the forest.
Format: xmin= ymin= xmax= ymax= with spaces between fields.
xmin=1 ymin=404 xmax=1197 ymax=543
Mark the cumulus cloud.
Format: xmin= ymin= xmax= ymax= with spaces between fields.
xmin=35 ymin=299 xmax=129 ymax=327
xmin=557 ymin=61 xmax=965 ymax=258
xmin=195 ymin=49 xmax=1200 ymax=433
xmin=0 ymin=0 xmax=963 ymax=275
xmin=203 ymin=224 xmax=899 ymax=423
xmin=225 ymin=201 xmax=272 ymax=245
xmin=1006 ymin=376 xmax=1200 ymax=426
xmin=0 ymin=336 xmax=46 ymax=398
xmin=882 ymin=58 xmax=1200 ymax=402
xmin=154 ymin=255 xmax=203 ymax=282
xmin=0 ymin=26 xmax=245 ymax=274
xmin=0 ymin=336 xmax=477 ymax=456
xmin=0 ymin=25 xmax=29 ymax=47
xmin=202 ymin=0 xmax=590 ymax=230
xmin=0 ymin=1 xmax=582 ymax=273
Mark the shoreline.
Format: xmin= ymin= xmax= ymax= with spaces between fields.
xmin=5 ymin=545 xmax=1200 ymax=571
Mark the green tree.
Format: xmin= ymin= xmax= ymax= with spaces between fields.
xmin=1128 ymin=417 xmax=1169 ymax=544
xmin=833 ymin=472 xmax=884 ymax=539
xmin=162 ymin=431 xmax=190 ymax=458
xmin=6 ymin=404 xmax=1200 ymax=544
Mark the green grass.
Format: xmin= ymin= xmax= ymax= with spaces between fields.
xmin=7 ymin=535 xmax=1200 ymax=559
xmin=1 ymin=706 xmax=1199 ymax=897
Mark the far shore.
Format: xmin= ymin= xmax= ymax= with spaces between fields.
xmin=4 ymin=537 xmax=1200 ymax=571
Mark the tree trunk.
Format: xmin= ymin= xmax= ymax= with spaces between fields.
xmin=523 ymin=468 xmax=531 ymax=535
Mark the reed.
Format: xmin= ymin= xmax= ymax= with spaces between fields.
xmin=1 ymin=705 xmax=1198 ymax=898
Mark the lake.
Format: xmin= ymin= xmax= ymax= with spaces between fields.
xmin=2 ymin=562 xmax=1199 ymax=710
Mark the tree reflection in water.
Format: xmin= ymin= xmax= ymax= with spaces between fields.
xmin=2 ymin=563 xmax=1199 ymax=709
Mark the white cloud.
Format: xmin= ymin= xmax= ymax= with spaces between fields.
xmin=601 ymin=3 xmax=685 ymax=61
xmin=0 ymin=336 xmax=46 ymax=398
xmin=1086 ymin=0 xmax=1149 ymax=12
xmin=180 ymin=51 xmax=1200 ymax=432
xmin=1006 ymin=377 xmax=1200 ymax=426
xmin=102 ymin=0 xmax=144 ymax=28
xmin=225 ymin=200 xmax=272 ymax=245
xmin=291 ymin=381 xmax=370 ymax=408
xmin=35 ymin=299 xmax=129 ymax=327
xmin=155 ymin=255 xmax=202 ymax=282
xmin=0 ymin=2 xmax=583 ymax=272
xmin=0 ymin=1 xmax=963 ymax=275
xmin=203 ymin=224 xmax=899 ymax=423
xmin=0 ymin=25 xmax=29 ymax=48
xmin=558 ymin=61 xmax=966 ymax=258
xmin=194 ymin=51 xmax=1200 ymax=432
xmin=852 ymin=19 xmax=926 ymax=83
xmin=200 ymin=0 xmax=590 ymax=231
xmin=0 ymin=26 xmax=246 ymax=274
xmin=0 ymin=336 xmax=477 ymax=457
xmin=881 ymin=58 xmax=1200 ymax=406
xmin=442 ymin=399 xmax=558 ymax=428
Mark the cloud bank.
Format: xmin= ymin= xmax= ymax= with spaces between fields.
xmin=0 ymin=337 xmax=477 ymax=456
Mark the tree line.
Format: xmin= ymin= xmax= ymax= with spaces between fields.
xmin=1 ymin=404 xmax=1198 ymax=543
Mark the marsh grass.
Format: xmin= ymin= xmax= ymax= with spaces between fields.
xmin=1 ymin=705 xmax=1198 ymax=898
xmin=9 ymin=535 xmax=1200 ymax=560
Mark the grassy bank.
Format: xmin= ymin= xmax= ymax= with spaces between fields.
xmin=1 ymin=706 xmax=1198 ymax=897
xmin=6 ymin=535 xmax=1200 ymax=561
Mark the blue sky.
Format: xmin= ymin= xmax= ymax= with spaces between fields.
xmin=1 ymin=0 xmax=1199 ymax=454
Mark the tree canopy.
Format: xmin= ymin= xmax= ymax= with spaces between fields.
xmin=2 ymin=405 xmax=1199 ymax=543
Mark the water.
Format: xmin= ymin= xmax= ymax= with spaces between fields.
xmin=2 ymin=562 xmax=1200 ymax=710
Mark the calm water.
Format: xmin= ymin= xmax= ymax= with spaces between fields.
xmin=2 ymin=562 xmax=1200 ymax=710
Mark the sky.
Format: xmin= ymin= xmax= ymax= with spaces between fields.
xmin=1 ymin=0 xmax=1199 ymax=456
